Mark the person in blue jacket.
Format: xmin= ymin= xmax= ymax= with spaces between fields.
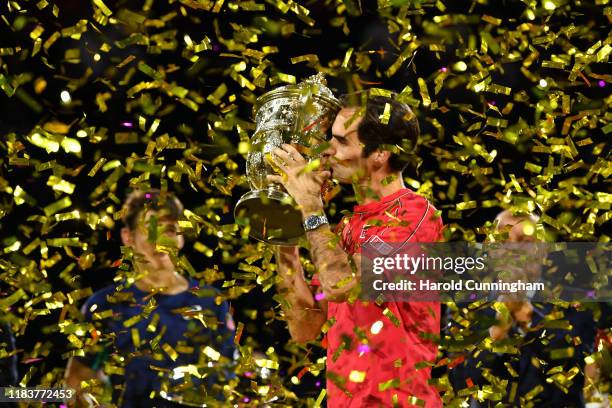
xmin=448 ymin=210 xmax=597 ymax=407
xmin=65 ymin=189 xmax=235 ymax=407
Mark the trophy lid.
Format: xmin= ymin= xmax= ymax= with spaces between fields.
xmin=253 ymin=73 xmax=341 ymax=115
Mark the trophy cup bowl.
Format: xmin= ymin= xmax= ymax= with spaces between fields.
xmin=235 ymin=74 xmax=341 ymax=245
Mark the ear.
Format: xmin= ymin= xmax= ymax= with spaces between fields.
xmin=121 ymin=227 xmax=133 ymax=247
xmin=177 ymin=233 xmax=185 ymax=250
xmin=373 ymin=150 xmax=391 ymax=169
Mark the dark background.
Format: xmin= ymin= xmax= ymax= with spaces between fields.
xmin=0 ymin=0 xmax=609 ymax=405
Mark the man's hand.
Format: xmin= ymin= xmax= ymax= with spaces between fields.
xmin=65 ymin=358 xmax=106 ymax=407
xmin=490 ymin=300 xmax=534 ymax=341
xmin=509 ymin=300 xmax=533 ymax=331
xmin=267 ymin=144 xmax=330 ymax=216
xmin=489 ymin=316 xmax=513 ymax=342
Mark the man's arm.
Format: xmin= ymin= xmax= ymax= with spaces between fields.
xmin=304 ymin=224 xmax=360 ymax=302
xmin=275 ymin=246 xmax=327 ymax=343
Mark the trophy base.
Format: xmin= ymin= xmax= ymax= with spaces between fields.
xmin=235 ymin=188 xmax=304 ymax=246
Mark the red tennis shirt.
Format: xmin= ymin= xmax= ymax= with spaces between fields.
xmin=317 ymin=189 xmax=444 ymax=407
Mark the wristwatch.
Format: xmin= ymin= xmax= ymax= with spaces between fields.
xmin=303 ymin=214 xmax=329 ymax=232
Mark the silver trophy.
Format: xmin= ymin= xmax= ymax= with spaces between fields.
xmin=235 ymin=73 xmax=341 ymax=245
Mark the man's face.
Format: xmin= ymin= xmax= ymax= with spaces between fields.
xmin=322 ymin=108 xmax=370 ymax=184
xmin=495 ymin=213 xmax=538 ymax=243
xmin=492 ymin=212 xmax=542 ymax=282
xmin=123 ymin=210 xmax=182 ymax=272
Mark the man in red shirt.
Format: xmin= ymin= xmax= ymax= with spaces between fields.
xmin=269 ymin=93 xmax=444 ymax=407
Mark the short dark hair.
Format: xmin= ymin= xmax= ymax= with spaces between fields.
xmin=340 ymin=93 xmax=420 ymax=172
xmin=122 ymin=189 xmax=183 ymax=231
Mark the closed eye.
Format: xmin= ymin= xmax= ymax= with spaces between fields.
xmin=333 ymin=135 xmax=347 ymax=145
xmin=331 ymin=129 xmax=356 ymax=145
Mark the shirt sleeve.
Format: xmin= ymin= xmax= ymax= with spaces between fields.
xmin=363 ymin=197 xmax=444 ymax=253
xmin=387 ymin=199 xmax=442 ymax=243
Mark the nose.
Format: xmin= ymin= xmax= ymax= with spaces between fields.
xmin=322 ymin=139 xmax=336 ymax=159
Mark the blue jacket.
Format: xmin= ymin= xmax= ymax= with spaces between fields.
xmin=448 ymin=303 xmax=597 ymax=407
xmin=77 ymin=279 xmax=235 ymax=407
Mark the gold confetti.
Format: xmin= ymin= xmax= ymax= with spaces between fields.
xmin=348 ymin=370 xmax=366 ymax=383
xmin=0 ymin=0 xmax=609 ymax=405
xmin=43 ymin=197 xmax=72 ymax=216
xmin=481 ymin=15 xmax=502 ymax=25
xmin=382 ymin=308 xmax=401 ymax=327
xmin=379 ymin=103 xmax=391 ymax=125
xmin=203 ymin=346 xmax=221 ymax=361
xmin=0 ymin=289 xmax=27 ymax=308
xmin=290 ymin=54 xmax=320 ymax=64
xmin=47 ymin=176 xmax=75 ymax=194
xmin=162 ymin=343 xmax=179 ymax=361
xmin=255 ymin=358 xmax=279 ymax=370
xmin=314 ymin=389 xmax=326 ymax=407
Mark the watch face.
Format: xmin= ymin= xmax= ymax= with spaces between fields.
xmin=306 ymin=217 xmax=317 ymax=229
xmin=305 ymin=215 xmax=326 ymax=231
